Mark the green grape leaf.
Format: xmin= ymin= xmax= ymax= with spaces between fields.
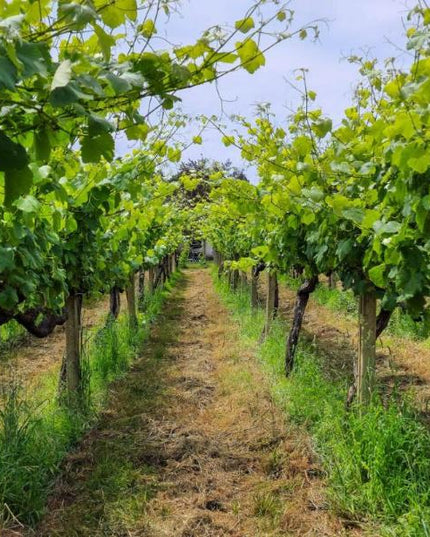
xmin=4 ymin=166 xmax=33 ymax=207
xmin=235 ymin=17 xmax=255 ymax=33
xmin=236 ymin=39 xmax=265 ymax=74
xmin=51 ymin=60 xmax=72 ymax=90
xmin=81 ymin=132 xmax=114 ymax=163
xmin=93 ymin=24 xmax=116 ymax=61
xmin=368 ymin=264 xmax=386 ymax=288
xmin=0 ymin=286 xmax=19 ymax=309
xmin=0 ymin=247 xmax=14 ymax=272
xmin=0 ymin=132 xmax=29 ymax=171
xmin=16 ymin=195 xmax=40 ymax=213
xmin=34 ymin=128 xmax=51 ymax=162
xmin=0 ymin=55 xmax=17 ymax=89
xmin=312 ymin=118 xmax=332 ymax=138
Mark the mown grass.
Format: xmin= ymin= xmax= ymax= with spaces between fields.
xmin=213 ymin=269 xmax=430 ymax=537
xmin=0 ymin=272 xmax=181 ymax=529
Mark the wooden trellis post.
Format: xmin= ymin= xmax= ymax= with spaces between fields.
xmin=251 ymin=267 xmax=259 ymax=308
xmin=263 ymin=271 xmax=277 ymax=339
xmin=357 ymin=289 xmax=377 ymax=405
xmin=126 ymin=273 xmax=138 ymax=328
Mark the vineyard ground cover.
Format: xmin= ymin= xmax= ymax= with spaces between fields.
xmin=277 ymin=281 xmax=430 ymax=413
xmin=25 ymin=268 xmax=354 ymax=537
xmin=0 ymin=296 xmax=110 ymax=392
xmin=0 ymin=274 xmax=178 ymax=532
xmin=224 ymin=270 xmax=430 ymax=535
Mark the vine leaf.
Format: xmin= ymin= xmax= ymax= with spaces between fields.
xmin=81 ymin=132 xmax=114 ymax=163
xmin=51 ymin=60 xmax=72 ymax=91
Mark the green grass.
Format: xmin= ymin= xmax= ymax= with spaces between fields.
xmin=0 ymin=272 xmax=181 ymax=528
xmin=212 ymin=268 xmax=430 ymax=537
xmin=0 ymin=320 xmax=27 ymax=355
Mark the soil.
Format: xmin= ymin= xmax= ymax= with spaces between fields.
xmin=27 ymin=269 xmax=359 ymax=537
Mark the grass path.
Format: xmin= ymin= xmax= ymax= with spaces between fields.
xmin=28 ymin=269 xmax=356 ymax=537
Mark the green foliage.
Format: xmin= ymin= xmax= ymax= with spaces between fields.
xmin=203 ymin=7 xmax=430 ymax=325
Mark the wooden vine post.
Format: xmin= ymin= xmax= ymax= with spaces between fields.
xmin=357 ymin=288 xmax=377 ymax=405
xmin=148 ymin=267 xmax=155 ymax=293
xmin=262 ymin=271 xmax=278 ymax=339
xmin=64 ymin=293 xmax=83 ymax=397
xmin=138 ymin=270 xmax=145 ymax=311
xmin=251 ymin=266 xmax=259 ymax=308
xmin=126 ymin=273 xmax=138 ymax=327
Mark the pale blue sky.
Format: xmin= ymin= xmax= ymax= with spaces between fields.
xmin=125 ymin=1 xmax=416 ymax=177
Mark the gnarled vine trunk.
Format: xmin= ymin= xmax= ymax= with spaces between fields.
xmin=109 ymin=286 xmax=121 ymax=319
xmin=285 ymin=275 xmax=318 ymax=375
xmin=376 ymin=308 xmax=392 ymax=338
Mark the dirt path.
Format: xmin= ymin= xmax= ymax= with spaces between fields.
xmin=30 ymin=269 xmax=356 ymax=537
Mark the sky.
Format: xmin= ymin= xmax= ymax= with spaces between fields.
xmin=126 ymin=0 xmax=417 ymax=179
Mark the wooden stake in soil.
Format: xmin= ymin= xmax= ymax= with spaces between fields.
xmin=357 ymin=289 xmax=377 ymax=405
xmin=138 ymin=270 xmax=145 ymax=311
xmin=285 ymin=275 xmax=318 ymax=375
xmin=126 ymin=273 xmax=138 ymax=327
xmin=251 ymin=267 xmax=259 ymax=308
xmin=262 ymin=271 xmax=278 ymax=340
xmin=64 ymin=293 xmax=82 ymax=395
xmin=232 ymin=269 xmax=239 ymax=290
xmin=148 ymin=267 xmax=155 ymax=294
